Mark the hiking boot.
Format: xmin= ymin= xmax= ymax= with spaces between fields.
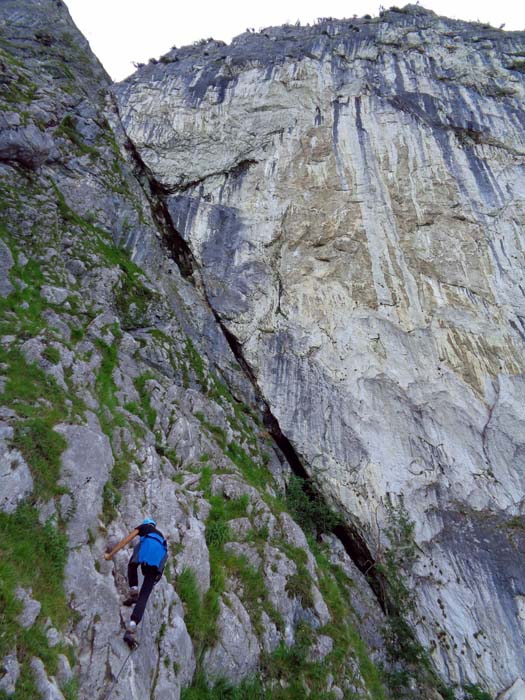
xmin=123 ymin=621 xmax=138 ymax=649
xmin=123 ymin=629 xmax=138 ymax=649
xmin=123 ymin=586 xmax=139 ymax=606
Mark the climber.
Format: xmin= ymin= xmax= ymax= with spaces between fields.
xmin=104 ymin=518 xmax=168 ymax=649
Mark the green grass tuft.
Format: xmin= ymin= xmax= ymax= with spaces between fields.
xmin=114 ymin=271 xmax=157 ymax=330
xmin=0 ymin=347 xmax=66 ymax=420
xmin=102 ymin=452 xmax=131 ymax=523
xmin=55 ymin=114 xmax=99 ymax=159
xmin=42 ymin=345 xmax=61 ymax=365
xmin=133 ymin=374 xmax=157 ymax=430
xmin=0 ymin=505 xmax=69 ymax=658
xmin=12 ymin=418 xmax=68 ymax=498
xmin=181 ymin=671 xmax=265 ymax=700
xmin=463 ymin=685 xmax=493 ymax=700
xmin=285 ymin=475 xmax=340 ymax=537
xmin=0 ymin=347 xmax=80 ymax=499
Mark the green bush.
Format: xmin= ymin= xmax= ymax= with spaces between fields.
xmin=285 ymin=570 xmax=314 ymax=610
xmin=94 ymin=337 xmax=119 ymax=415
xmin=114 ymin=272 xmax=157 ymax=330
xmin=176 ymin=568 xmax=203 ymax=641
xmin=42 ymin=345 xmax=61 ymax=365
xmin=102 ymin=453 xmax=131 ymax=522
xmin=176 ymin=565 xmax=220 ymax=651
xmin=181 ymin=672 xmax=265 ymax=700
xmin=206 ymin=518 xmax=230 ymax=549
xmin=133 ymin=374 xmax=157 ymax=430
xmin=285 ymin=475 xmax=340 ymax=537
xmin=463 ymin=685 xmax=493 ymax=700
xmin=225 ymin=442 xmax=267 ymax=490
xmin=184 ymin=338 xmax=207 ymax=389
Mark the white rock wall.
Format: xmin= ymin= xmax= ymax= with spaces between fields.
xmin=116 ymin=8 xmax=525 ymax=694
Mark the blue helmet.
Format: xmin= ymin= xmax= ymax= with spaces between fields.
xmin=143 ymin=517 xmax=156 ymax=526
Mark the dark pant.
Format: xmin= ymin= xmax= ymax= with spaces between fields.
xmin=128 ymin=554 xmax=157 ymax=625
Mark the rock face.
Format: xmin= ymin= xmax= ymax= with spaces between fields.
xmin=0 ymin=425 xmax=33 ymax=513
xmin=114 ymin=5 xmax=525 ymax=696
xmin=0 ymin=2 xmax=389 ymax=699
xmin=2 ymin=1 xmax=525 ymax=699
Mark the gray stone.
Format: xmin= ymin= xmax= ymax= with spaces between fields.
xmin=228 ymin=517 xmax=253 ymax=540
xmin=65 ymin=258 xmax=87 ymax=277
xmin=262 ymin=543 xmax=303 ymax=646
xmin=56 ymin=655 xmax=73 ymax=686
xmin=203 ymin=592 xmax=260 ymax=683
xmin=260 ymin=611 xmax=280 ymax=654
xmin=6 ymin=1 xmax=525 ymax=696
xmin=16 ymin=587 xmax=41 ymax=629
xmin=30 ymin=657 xmax=65 ymax=700
xmin=321 ymin=534 xmax=385 ymax=658
xmin=224 ymin=542 xmax=262 ymax=570
xmin=64 ymin=546 xmax=122 ymax=698
xmin=42 ymin=310 xmax=72 ymax=342
xmin=0 ymin=112 xmax=21 ymax=129
xmin=311 ymin=585 xmax=330 ymax=626
xmin=0 ymin=123 xmax=56 ymax=169
xmin=499 ymin=678 xmax=525 ymax=700
xmin=279 ymin=512 xmax=317 ymax=578
xmin=46 ymin=627 xmax=61 ymax=647
xmin=38 ymin=499 xmax=58 ymax=526
xmin=0 ymin=434 xmax=33 ymax=513
xmin=56 ymin=420 xmax=113 ymax=547
xmin=308 ymin=634 xmax=334 ymax=662
xmin=41 ymin=285 xmax=69 ymax=305
xmin=153 ymin=587 xmax=195 ymax=700
xmin=0 ymin=654 xmax=19 ymax=695
xmin=0 ymin=239 xmax=14 ymax=298
xmin=174 ymin=516 xmax=210 ymax=594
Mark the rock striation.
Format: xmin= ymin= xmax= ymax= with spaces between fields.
xmin=114 ymin=5 xmax=525 ymax=697
xmin=1 ymin=2 xmax=525 ymax=700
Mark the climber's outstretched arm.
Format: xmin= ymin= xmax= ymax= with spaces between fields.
xmin=104 ymin=528 xmax=139 ymax=560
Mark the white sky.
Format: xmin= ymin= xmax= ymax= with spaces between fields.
xmin=63 ymin=0 xmax=525 ymax=81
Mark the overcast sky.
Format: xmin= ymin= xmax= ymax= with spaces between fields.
xmin=64 ymin=0 xmax=525 ymax=81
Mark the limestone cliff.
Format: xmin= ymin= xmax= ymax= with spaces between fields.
xmin=114 ymin=6 xmax=525 ymax=697
xmin=1 ymin=2 xmax=525 ymax=700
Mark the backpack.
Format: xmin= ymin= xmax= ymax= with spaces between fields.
xmin=138 ymin=532 xmax=168 ymax=572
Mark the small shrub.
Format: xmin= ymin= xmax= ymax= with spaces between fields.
xmin=463 ymin=685 xmax=493 ymax=700
xmin=102 ymin=453 xmax=131 ymax=522
xmin=114 ymin=272 xmax=157 ymax=330
xmin=225 ymin=441 xmax=267 ymax=490
xmin=206 ymin=519 xmax=230 ymax=548
xmin=285 ymin=475 xmax=340 ymax=536
xmin=176 ymin=568 xmax=202 ymax=640
xmin=285 ymin=571 xmax=314 ymax=609
xmin=94 ymin=337 xmax=119 ymax=414
xmin=133 ymin=373 xmax=157 ymax=430
xmin=42 ymin=345 xmax=61 ymax=365
xmin=184 ymin=338 xmax=207 ymax=388
xmin=181 ymin=671 xmax=265 ymax=700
